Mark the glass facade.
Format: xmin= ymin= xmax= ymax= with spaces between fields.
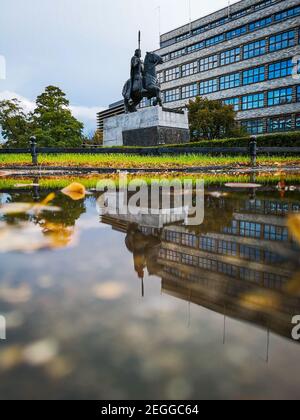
xmin=243 ymin=40 xmax=266 ymax=59
xmin=182 ymin=83 xmax=198 ymax=99
xmin=243 ymin=66 xmax=265 ymax=85
xmin=220 ymin=73 xmax=240 ymax=90
xmin=268 ymin=88 xmax=293 ymax=106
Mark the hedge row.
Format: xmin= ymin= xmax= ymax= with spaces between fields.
xmin=160 ymin=132 xmax=300 ymax=149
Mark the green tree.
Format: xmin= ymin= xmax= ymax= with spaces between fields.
xmin=187 ymin=96 xmax=246 ymax=141
xmin=32 ymin=86 xmax=84 ymax=147
xmin=0 ymin=99 xmax=31 ymax=147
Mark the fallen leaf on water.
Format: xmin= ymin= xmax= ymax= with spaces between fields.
xmin=23 ymin=339 xmax=59 ymax=366
xmin=61 ymin=183 xmax=86 ymax=201
xmin=288 ymin=214 xmax=300 ymax=245
xmin=93 ymin=282 xmax=127 ymax=300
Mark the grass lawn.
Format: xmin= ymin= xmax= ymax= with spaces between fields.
xmin=1 ymin=153 xmax=300 ymax=169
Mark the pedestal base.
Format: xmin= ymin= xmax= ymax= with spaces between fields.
xmin=103 ymin=106 xmax=190 ymax=147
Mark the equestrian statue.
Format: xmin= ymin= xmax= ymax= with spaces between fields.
xmin=122 ymin=31 xmax=164 ymax=113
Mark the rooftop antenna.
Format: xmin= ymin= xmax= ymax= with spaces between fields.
xmin=188 ymin=0 xmax=192 ymax=33
xmin=156 ymin=6 xmax=161 ymax=39
xmin=228 ymin=0 xmax=231 ymax=19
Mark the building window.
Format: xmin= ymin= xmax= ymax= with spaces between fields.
xmin=157 ymin=72 xmax=164 ymax=84
xmin=243 ymin=66 xmax=265 ymax=85
xmin=240 ymin=268 xmax=261 ymax=283
xmin=182 ymin=253 xmax=198 ymax=267
xmin=268 ymin=116 xmax=292 ymax=132
xmin=182 ymin=83 xmax=198 ymax=99
xmin=243 ymin=40 xmax=266 ymax=59
xmin=240 ymin=221 xmax=261 ymax=238
xmin=264 ymin=225 xmax=288 ymax=241
xmin=199 ymin=55 xmax=218 ymax=72
xmin=268 ymin=59 xmax=293 ymax=79
xmin=227 ymin=25 xmax=247 ymax=40
xmin=218 ymin=240 xmax=237 ymax=256
xmin=139 ymin=98 xmax=153 ymax=108
xmin=297 ymin=86 xmax=300 ymax=102
xmin=275 ymin=6 xmax=300 ymax=22
xmin=242 ymin=93 xmax=264 ymax=110
xmin=182 ymin=61 xmax=198 ymax=77
xmin=220 ymin=73 xmax=240 ymax=90
xmin=170 ymin=49 xmax=186 ymax=60
xmin=296 ymin=115 xmax=300 ymax=130
xmin=164 ymin=230 xmax=181 ymax=244
xmin=182 ymin=233 xmax=197 ymax=247
xmin=205 ymin=34 xmax=225 ymax=47
xmin=165 ymin=67 xmax=180 ymax=82
xmin=220 ymin=48 xmax=241 ymax=66
xmin=200 ymin=79 xmax=218 ymax=95
xmin=224 ymin=97 xmax=240 ymax=111
xmin=165 ymin=88 xmax=180 ymax=103
xmin=269 ymin=31 xmax=295 ymax=52
xmin=176 ymin=33 xmax=190 ymax=43
xmin=249 ymin=16 xmax=273 ymax=31
xmin=268 ymin=88 xmax=293 ymax=106
xmin=241 ymin=120 xmax=264 ymax=135
xmin=240 ymin=245 xmax=261 ymax=262
xmin=200 ymin=237 xmax=216 ymax=252
xmin=187 ymin=42 xmax=204 ymax=53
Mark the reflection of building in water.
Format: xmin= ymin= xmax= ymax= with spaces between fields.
xmin=101 ymin=194 xmax=300 ymax=342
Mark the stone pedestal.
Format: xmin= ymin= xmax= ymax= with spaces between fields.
xmin=103 ymin=106 xmax=190 ymax=147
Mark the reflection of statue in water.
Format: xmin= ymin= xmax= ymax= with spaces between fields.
xmin=125 ymin=224 xmax=162 ymax=296
xmin=122 ymin=31 xmax=164 ymax=113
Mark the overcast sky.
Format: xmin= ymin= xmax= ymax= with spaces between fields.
xmin=0 ymin=0 xmax=238 ymax=132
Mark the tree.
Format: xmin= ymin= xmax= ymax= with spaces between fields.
xmin=0 ymin=99 xmax=31 ymax=147
xmin=83 ymin=130 xmax=104 ymax=146
xmin=187 ymin=96 xmax=246 ymax=141
xmin=32 ymin=86 xmax=84 ymax=147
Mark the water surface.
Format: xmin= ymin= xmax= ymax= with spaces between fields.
xmin=0 ymin=179 xmax=300 ymax=400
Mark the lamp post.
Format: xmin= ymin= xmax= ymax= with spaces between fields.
xmin=30 ymin=136 xmax=38 ymax=166
xmin=249 ymin=135 xmax=257 ymax=167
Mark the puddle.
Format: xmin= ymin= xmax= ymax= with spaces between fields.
xmin=0 ymin=174 xmax=300 ymax=399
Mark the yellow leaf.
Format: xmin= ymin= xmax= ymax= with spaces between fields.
xmin=41 ymin=192 xmax=56 ymax=206
xmin=61 ymin=183 xmax=86 ymax=201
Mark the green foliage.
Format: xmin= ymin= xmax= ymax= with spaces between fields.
xmin=32 ymin=86 xmax=83 ymax=147
xmin=0 ymin=86 xmax=84 ymax=148
xmin=187 ymin=96 xmax=246 ymax=140
xmin=162 ymin=132 xmax=300 ymax=148
xmin=0 ymin=99 xmax=31 ymax=147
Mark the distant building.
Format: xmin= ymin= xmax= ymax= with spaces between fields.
xmin=97 ymin=100 xmax=124 ymax=135
xmin=153 ymin=0 xmax=300 ymax=135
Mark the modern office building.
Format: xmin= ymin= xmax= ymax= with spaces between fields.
xmin=153 ymin=0 xmax=300 ymax=135
xmin=97 ymin=100 xmax=125 ymax=135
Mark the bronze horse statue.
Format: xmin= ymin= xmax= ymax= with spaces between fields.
xmin=122 ymin=51 xmax=164 ymax=113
